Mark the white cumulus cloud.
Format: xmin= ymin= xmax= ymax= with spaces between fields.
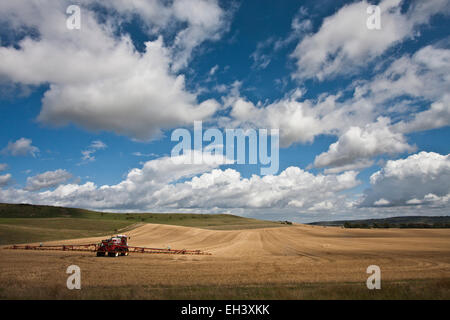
xmin=0 ymin=174 xmax=12 ymax=187
xmin=80 ymin=140 xmax=107 ymax=163
xmin=361 ymin=152 xmax=450 ymax=207
xmin=0 ymin=153 xmax=360 ymax=213
xmin=291 ymin=0 xmax=450 ymax=80
xmin=25 ymin=169 xmax=72 ymax=191
xmin=0 ymin=1 xmax=223 ymax=141
xmin=313 ymin=117 xmax=415 ymax=171
xmin=2 ymin=138 xmax=39 ymax=157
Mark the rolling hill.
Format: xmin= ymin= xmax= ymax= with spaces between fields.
xmin=0 ymin=203 xmax=285 ymax=245
xmin=309 ymin=216 xmax=450 ymax=228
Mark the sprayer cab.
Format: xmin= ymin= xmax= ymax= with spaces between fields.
xmin=96 ymin=234 xmax=130 ymax=257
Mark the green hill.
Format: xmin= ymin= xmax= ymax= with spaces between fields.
xmin=0 ymin=203 xmax=285 ymax=245
xmin=309 ymin=216 xmax=450 ymax=228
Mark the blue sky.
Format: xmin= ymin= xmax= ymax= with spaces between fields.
xmin=0 ymin=0 xmax=449 ymax=222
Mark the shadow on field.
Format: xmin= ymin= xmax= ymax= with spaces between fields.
xmin=1 ymin=279 xmax=449 ymax=300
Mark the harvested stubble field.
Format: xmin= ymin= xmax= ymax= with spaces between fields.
xmin=1 ymin=223 xmax=449 ymax=299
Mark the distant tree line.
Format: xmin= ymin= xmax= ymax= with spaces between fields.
xmin=343 ymin=222 xmax=450 ymax=229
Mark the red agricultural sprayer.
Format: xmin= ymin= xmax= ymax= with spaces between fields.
xmin=4 ymin=234 xmax=210 ymax=256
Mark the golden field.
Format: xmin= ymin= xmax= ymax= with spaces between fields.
xmin=1 ymin=223 xmax=449 ymax=299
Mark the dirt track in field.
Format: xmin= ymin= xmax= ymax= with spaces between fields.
xmin=1 ymin=223 xmax=450 ymax=298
